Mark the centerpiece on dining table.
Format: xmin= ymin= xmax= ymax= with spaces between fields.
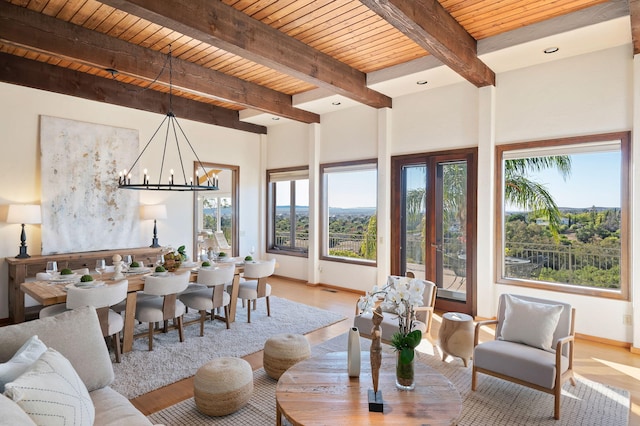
xmin=357 ymin=277 xmax=426 ymax=391
xmin=162 ymin=245 xmax=187 ymax=272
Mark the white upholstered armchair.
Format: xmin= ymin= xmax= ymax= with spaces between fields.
xmin=472 ymin=294 xmax=576 ymax=420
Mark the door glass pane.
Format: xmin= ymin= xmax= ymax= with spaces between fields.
xmin=439 ymin=161 xmax=467 ymax=302
xmin=404 ymin=165 xmax=426 ymax=279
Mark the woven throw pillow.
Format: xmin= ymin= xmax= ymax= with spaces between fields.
xmin=4 ymin=348 xmax=95 ymax=426
xmin=499 ymin=294 xmax=564 ymax=352
xmin=0 ymin=335 xmax=47 ymax=393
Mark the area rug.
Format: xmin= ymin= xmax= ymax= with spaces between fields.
xmin=111 ymin=296 xmax=345 ymax=398
xmin=148 ymin=334 xmax=630 ymax=426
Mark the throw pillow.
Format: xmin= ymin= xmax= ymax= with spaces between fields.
xmin=0 ymin=394 xmax=37 ymax=426
xmin=4 ymin=348 xmax=95 ymax=426
xmin=0 ymin=335 xmax=47 ymax=393
xmin=499 ymin=294 xmax=564 ymax=352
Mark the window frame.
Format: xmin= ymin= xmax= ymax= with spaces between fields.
xmin=319 ymin=159 xmax=378 ymax=266
xmin=266 ymin=166 xmax=309 ymax=257
xmin=494 ymin=132 xmax=630 ymax=300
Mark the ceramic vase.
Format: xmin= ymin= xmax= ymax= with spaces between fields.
xmin=396 ymin=350 xmax=415 ymax=390
xmin=347 ymin=326 xmax=361 ymax=377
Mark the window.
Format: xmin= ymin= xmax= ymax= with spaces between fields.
xmin=496 ymin=132 xmax=630 ymax=299
xmin=320 ymin=160 xmax=377 ymax=265
xmin=267 ymin=167 xmax=309 ymax=256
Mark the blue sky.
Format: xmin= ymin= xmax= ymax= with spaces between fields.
xmin=507 ymin=151 xmax=621 ymax=211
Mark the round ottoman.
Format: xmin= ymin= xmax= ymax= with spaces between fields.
xmin=263 ymin=333 xmax=311 ymax=380
xmin=194 ymin=357 xmax=253 ymax=416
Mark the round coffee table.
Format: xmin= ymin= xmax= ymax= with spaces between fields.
xmin=276 ymin=351 xmax=461 ymax=425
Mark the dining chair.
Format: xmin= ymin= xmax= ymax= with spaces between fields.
xmin=38 ymin=280 xmax=129 ymax=362
xmin=134 ymin=271 xmax=190 ymax=351
xmin=238 ymin=258 xmax=276 ymax=323
xmin=179 ymin=265 xmax=235 ymax=336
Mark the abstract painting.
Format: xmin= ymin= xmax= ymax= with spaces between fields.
xmin=40 ymin=115 xmax=140 ymax=254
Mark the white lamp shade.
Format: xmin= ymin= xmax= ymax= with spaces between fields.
xmin=140 ymin=204 xmax=167 ymax=220
xmin=7 ymin=204 xmax=41 ymax=225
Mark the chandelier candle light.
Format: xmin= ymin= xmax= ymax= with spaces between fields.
xmin=117 ymin=45 xmax=218 ymax=192
xmin=358 ymin=277 xmax=426 ymax=391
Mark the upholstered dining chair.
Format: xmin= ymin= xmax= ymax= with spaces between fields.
xmin=472 ymin=293 xmax=576 ymax=420
xmin=134 ymin=271 xmax=190 ymax=351
xmin=39 ymin=280 xmax=128 ymax=362
xmin=179 ymin=265 xmax=235 ymax=335
xmin=238 ymin=258 xmax=276 ymax=323
xmin=353 ymin=276 xmax=437 ymax=342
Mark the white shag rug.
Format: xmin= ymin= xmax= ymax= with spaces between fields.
xmin=111 ymin=296 xmax=345 ymax=398
xmin=148 ymin=334 xmax=630 ymax=426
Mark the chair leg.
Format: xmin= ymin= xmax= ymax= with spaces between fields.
xmin=178 ymin=316 xmax=185 ymax=342
xmin=113 ymin=333 xmax=121 ymax=363
xmin=554 ymin=386 xmax=561 ymax=420
xmin=199 ymin=310 xmax=206 ymax=337
xmin=148 ymin=323 xmax=154 ymax=351
xmin=223 ymin=305 xmax=230 ymax=329
xmin=471 ymin=366 xmax=477 ymax=390
xmin=252 ymin=299 xmax=257 ymax=310
xmin=247 ymin=302 xmax=251 ymax=323
xmin=266 ymin=296 xmax=271 ymax=317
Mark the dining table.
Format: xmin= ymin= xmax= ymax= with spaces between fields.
xmin=20 ymin=260 xmax=245 ymax=353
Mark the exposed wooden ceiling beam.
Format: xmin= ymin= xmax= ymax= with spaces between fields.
xmin=0 ymin=52 xmax=266 ymax=134
xmin=630 ymin=0 xmax=640 ymax=55
xmin=360 ymin=0 xmax=495 ymax=87
xmin=99 ymin=0 xmax=392 ymax=109
xmin=0 ymin=1 xmax=318 ymax=124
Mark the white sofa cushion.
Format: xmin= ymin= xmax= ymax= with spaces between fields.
xmin=499 ymin=294 xmax=563 ymax=352
xmin=90 ymin=387 xmax=154 ymax=426
xmin=0 ymin=394 xmax=37 ymax=426
xmin=0 ymin=335 xmax=46 ymax=393
xmin=4 ymin=348 xmax=95 ymax=426
xmin=0 ymin=307 xmax=114 ymax=392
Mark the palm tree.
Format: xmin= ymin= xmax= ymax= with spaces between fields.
xmin=504 ymin=156 xmax=571 ymax=236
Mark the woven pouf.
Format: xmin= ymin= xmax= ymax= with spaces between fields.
xmin=263 ymin=333 xmax=311 ymax=380
xmin=193 ymin=357 xmax=253 ymax=416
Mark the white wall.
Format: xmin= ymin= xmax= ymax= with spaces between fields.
xmin=0 ymin=82 xmax=261 ymax=318
xmin=265 ymin=45 xmax=635 ymax=343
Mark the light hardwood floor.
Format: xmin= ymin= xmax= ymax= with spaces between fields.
xmin=132 ymin=277 xmax=640 ymax=424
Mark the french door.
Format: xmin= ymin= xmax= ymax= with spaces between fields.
xmin=391 ymin=149 xmax=477 ymax=315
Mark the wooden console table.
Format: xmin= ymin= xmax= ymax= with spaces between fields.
xmin=6 ymin=247 xmax=162 ymax=324
xmin=276 ymin=351 xmax=462 ymax=425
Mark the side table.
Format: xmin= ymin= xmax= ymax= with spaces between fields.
xmin=438 ymin=312 xmax=474 ymax=367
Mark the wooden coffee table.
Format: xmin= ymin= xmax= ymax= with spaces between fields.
xmin=276 ymin=351 xmax=462 ymax=425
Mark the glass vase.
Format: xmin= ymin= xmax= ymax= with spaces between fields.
xmin=395 ymin=351 xmax=415 ymax=390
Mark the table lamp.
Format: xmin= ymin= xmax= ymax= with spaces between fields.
xmin=7 ymin=204 xmax=42 ymax=258
xmin=141 ymin=204 xmax=167 ymax=248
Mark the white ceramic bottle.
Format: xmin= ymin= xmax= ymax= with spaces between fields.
xmin=348 ymin=326 xmax=361 ymax=377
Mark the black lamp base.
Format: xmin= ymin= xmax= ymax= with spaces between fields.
xmin=15 ymin=224 xmax=31 ymax=258
xmin=150 ymin=219 xmax=161 ymax=248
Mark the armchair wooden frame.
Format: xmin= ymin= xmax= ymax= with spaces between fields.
xmin=471 ymin=307 xmax=576 ymax=420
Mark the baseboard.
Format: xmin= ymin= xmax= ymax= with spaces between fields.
xmin=575 ymin=332 xmax=631 ymax=349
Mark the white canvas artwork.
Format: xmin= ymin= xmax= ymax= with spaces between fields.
xmin=40 ymin=116 xmax=140 ymax=254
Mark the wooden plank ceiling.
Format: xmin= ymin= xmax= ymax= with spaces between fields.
xmin=0 ymin=0 xmax=617 ymax=134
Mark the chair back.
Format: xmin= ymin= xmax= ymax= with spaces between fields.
xmin=496 ymin=294 xmax=573 ymax=356
xmin=197 ymin=266 xmax=235 ymax=287
xmin=143 ymin=271 xmax=190 ymax=296
xmin=244 ymin=258 xmax=276 ymax=280
xmin=66 ymin=280 xmax=128 ymax=309
xmin=421 ymin=279 xmax=437 ymax=308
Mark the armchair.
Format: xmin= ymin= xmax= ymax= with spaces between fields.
xmin=472 ymin=294 xmax=576 ymax=420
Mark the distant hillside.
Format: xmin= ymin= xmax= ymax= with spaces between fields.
xmin=275 ymin=206 xmax=375 ymax=216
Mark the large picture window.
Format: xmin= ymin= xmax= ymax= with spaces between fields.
xmin=495 ymin=132 xmax=630 ymax=299
xmin=320 ymin=160 xmax=377 ymax=265
xmin=267 ymin=167 xmax=309 ymax=256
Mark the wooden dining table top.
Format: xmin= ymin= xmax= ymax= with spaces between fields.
xmin=20 ymin=263 xmax=244 ymax=306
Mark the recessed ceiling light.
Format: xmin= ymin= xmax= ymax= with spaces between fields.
xmin=272 ymin=117 xmax=280 ymax=121
xmin=332 ymin=101 xmax=341 ymax=106
xmin=543 ymin=47 xmax=559 ymax=54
